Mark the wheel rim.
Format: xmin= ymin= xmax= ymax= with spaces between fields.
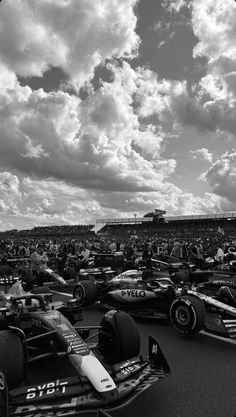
xmin=175 ymin=305 xmax=191 ymax=326
xmin=75 ymin=286 xmax=84 ymax=303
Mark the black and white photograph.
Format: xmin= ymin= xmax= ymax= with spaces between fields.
xmin=0 ymin=1 xmax=236 ymax=416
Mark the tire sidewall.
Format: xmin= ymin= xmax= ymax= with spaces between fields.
xmin=0 ymin=330 xmax=25 ymax=389
xmin=170 ymin=296 xmax=204 ymax=335
xmin=74 ymin=284 xmax=85 ymax=305
xmin=73 ymin=281 xmax=97 ymax=306
xmin=98 ymin=310 xmax=140 ymax=363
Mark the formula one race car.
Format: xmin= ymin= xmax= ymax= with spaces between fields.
xmin=149 ymin=257 xmax=215 ymax=284
xmin=0 ymin=283 xmax=170 ymax=417
xmin=73 ymin=270 xmax=236 ymax=339
xmin=197 ymin=277 xmax=236 ymax=306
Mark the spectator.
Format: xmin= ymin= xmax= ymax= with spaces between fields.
xmin=80 ymin=245 xmax=90 ymax=262
xmin=30 ymin=245 xmax=48 ymax=284
xmin=215 ymin=245 xmax=225 ymax=264
xmin=190 ymin=241 xmax=204 ymax=270
xmin=142 ymin=242 xmax=153 ymax=269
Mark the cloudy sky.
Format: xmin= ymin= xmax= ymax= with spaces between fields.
xmin=0 ymin=0 xmax=236 ymax=231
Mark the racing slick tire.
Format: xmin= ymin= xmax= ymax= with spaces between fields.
xmin=97 ymin=310 xmax=140 ymax=364
xmin=73 ymin=281 xmax=98 ymax=306
xmin=169 ymin=295 xmax=205 ymax=336
xmin=0 ymin=328 xmax=25 ymax=389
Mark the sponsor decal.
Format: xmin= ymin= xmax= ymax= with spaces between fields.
xmin=15 ymin=369 xmax=164 ymax=417
xmin=0 ymin=371 xmax=5 ymax=390
xmin=152 ymin=344 xmax=158 ymax=355
xmin=44 ymin=312 xmax=60 ymax=320
xmin=118 ymin=360 xmax=141 ymax=376
xmin=15 ymin=403 xmax=77 ymax=417
xmin=26 ymin=380 xmax=68 ymax=400
xmin=63 ymin=331 xmax=89 ymax=355
xmin=121 ymin=290 xmax=146 ymax=298
xmin=64 ymin=332 xmax=77 ymax=339
xmin=56 ymin=323 xmax=70 ymax=332
xmin=218 ymin=280 xmax=236 ymax=286
xmin=68 ymin=340 xmax=88 ymax=355
xmin=121 ymin=364 xmax=139 ymax=375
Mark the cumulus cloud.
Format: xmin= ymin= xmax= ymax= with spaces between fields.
xmin=192 ymin=0 xmax=236 ymax=65
xmin=190 ymin=148 xmax=213 ymax=163
xmin=0 ymin=60 xmax=180 ymax=196
xmin=1 ymin=0 xmax=235 ymax=229
xmin=162 ymin=0 xmax=190 ymax=14
xmin=0 ymin=172 xmax=20 ymax=216
xmin=0 ymin=0 xmax=139 ymax=89
xmin=163 ymin=1 xmax=236 ymax=139
xmin=201 ymin=151 xmax=236 ymax=204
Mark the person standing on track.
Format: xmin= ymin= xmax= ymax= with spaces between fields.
xmin=190 ymin=241 xmax=204 ymax=271
xmin=30 ymin=244 xmax=48 ymax=285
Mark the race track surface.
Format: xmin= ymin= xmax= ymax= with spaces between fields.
xmin=38 ymin=292 xmax=236 ymax=417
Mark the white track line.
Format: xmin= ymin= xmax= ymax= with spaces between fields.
xmin=200 ymin=330 xmax=236 ymax=345
xmin=51 ymin=290 xmax=73 ymax=298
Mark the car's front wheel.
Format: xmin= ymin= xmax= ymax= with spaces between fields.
xmin=0 ymin=326 xmax=26 ymax=389
xmin=73 ymin=281 xmax=97 ymax=306
xmin=169 ymin=295 xmax=205 ymax=336
xmin=97 ymin=310 xmax=140 ymax=364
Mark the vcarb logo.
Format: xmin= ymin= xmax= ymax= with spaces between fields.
xmin=0 ymin=371 xmax=5 ymax=390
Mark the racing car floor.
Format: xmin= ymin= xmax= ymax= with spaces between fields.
xmin=39 ymin=293 xmax=236 ymax=417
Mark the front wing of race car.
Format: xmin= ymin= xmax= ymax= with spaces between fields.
xmin=4 ymin=336 xmax=170 ymax=417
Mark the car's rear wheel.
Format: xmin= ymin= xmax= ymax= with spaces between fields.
xmin=0 ymin=327 xmax=25 ymax=389
xmin=73 ymin=281 xmax=97 ymax=306
xmin=97 ymin=310 xmax=140 ymax=364
xmin=169 ymin=295 xmax=205 ymax=335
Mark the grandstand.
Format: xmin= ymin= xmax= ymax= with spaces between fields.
xmin=0 ymin=224 xmax=95 ymax=239
xmin=96 ymin=212 xmax=236 ymax=240
xmin=0 ymin=211 xmax=236 ymax=241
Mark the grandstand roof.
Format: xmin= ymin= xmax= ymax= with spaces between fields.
xmin=165 ymin=212 xmax=236 ymax=221
xmin=96 ymin=217 xmax=153 ymax=224
xmin=96 ymin=212 xmax=236 ymax=225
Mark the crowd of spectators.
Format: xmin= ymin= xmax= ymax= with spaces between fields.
xmin=0 ymin=224 xmax=94 ymax=240
xmin=0 ymin=220 xmax=235 ymax=274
